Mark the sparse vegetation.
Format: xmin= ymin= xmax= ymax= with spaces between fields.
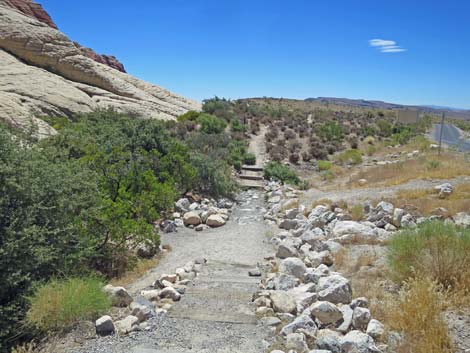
xmin=387 ymin=221 xmax=470 ymax=292
xmin=383 ymin=277 xmax=453 ymax=353
xmin=26 ymin=277 xmax=110 ymax=333
xmin=336 ymin=149 xmax=363 ymax=165
xmin=264 ymin=161 xmax=300 ymax=185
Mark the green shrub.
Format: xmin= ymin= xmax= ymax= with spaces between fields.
xmin=387 ymin=221 xmax=470 ymax=289
xmin=190 ymin=154 xmax=237 ymax=197
xmin=317 ymin=160 xmax=332 ymax=171
xmin=177 ymin=110 xmax=200 ymax=122
xmin=231 ymin=118 xmax=246 ymax=132
xmin=197 ymin=114 xmax=227 ymax=134
xmin=244 ymin=153 xmax=256 ymax=165
xmin=27 ymin=277 xmax=110 ymax=332
xmin=264 ymin=161 xmax=300 ymax=185
xmin=320 ymin=170 xmax=334 ymax=181
xmin=427 ymin=159 xmax=441 ymax=170
xmin=337 ymin=149 xmax=363 ymax=165
xmin=317 ymin=122 xmax=344 ymax=142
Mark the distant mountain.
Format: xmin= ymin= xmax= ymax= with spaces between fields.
xmin=305 ymin=97 xmax=470 ymax=120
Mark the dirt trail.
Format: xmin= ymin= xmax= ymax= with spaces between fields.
xmin=301 ymin=176 xmax=470 ymax=205
xmin=248 ymin=125 xmax=268 ymax=166
xmin=71 ymin=190 xmax=274 ymax=353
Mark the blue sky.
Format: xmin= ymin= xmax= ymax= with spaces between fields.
xmin=42 ymin=0 xmax=470 ymax=108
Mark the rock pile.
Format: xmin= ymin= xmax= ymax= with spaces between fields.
xmin=165 ymin=196 xmax=234 ymax=232
xmin=258 ymin=180 xmax=469 ymax=352
xmin=95 ymin=258 xmax=206 ymax=336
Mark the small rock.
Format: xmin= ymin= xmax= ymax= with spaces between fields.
xmin=311 ymin=301 xmax=343 ymax=325
xmin=276 ymin=243 xmax=298 ymax=259
xmin=367 ymin=319 xmax=385 ymax=340
xmin=286 ymin=332 xmax=308 ymax=353
xmin=341 ymin=330 xmax=379 ymax=353
xmin=175 ymin=198 xmax=190 ymax=213
xmin=352 ymin=307 xmax=371 ymax=331
xmin=183 ymin=211 xmax=202 ymax=226
xmin=130 ymin=301 xmax=152 ymax=322
xmin=115 ymin=315 xmax=139 ymax=335
xmin=248 ymin=269 xmax=262 ymax=277
xmin=95 ymin=315 xmax=114 ymax=336
xmin=454 ymin=212 xmax=470 ymax=228
xmin=261 ymin=316 xmax=281 ymax=327
xmin=279 ymin=257 xmax=307 ymax=279
xmin=159 ymin=287 xmax=181 ymax=301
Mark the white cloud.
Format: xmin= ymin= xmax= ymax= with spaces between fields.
xmin=369 ymin=38 xmax=406 ymax=53
xmin=369 ymin=39 xmax=396 ymax=47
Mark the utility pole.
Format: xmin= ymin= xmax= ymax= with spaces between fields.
xmin=438 ymin=112 xmax=445 ymax=156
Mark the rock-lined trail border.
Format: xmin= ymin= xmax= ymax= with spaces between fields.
xmin=71 ymin=190 xmax=275 ymax=353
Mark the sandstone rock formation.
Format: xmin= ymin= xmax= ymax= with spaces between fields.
xmin=0 ymin=1 xmax=201 ymax=136
xmin=1 ymin=0 xmax=127 ymax=72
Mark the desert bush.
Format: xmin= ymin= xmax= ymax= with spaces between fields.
xmin=27 ymin=277 xmax=110 ymax=333
xmin=317 ymin=122 xmax=344 ymax=142
xmin=387 ymin=221 xmax=470 ymax=290
xmin=190 ymin=154 xmax=237 ymax=197
xmin=376 ymin=119 xmax=393 ymax=137
xmin=337 ymin=149 xmax=363 ymax=165
xmin=231 ymin=118 xmax=246 ymax=132
xmin=202 ymin=97 xmax=235 ymax=121
xmin=317 ymin=160 xmax=332 ymax=171
xmin=177 ymin=110 xmax=200 ymax=122
xmin=289 ymin=153 xmax=300 ymax=164
xmin=197 ymin=113 xmax=227 ymax=134
xmin=284 ymin=129 xmax=297 ymax=140
xmin=264 ymin=161 xmax=300 ymax=185
xmin=384 ymin=277 xmax=453 ymax=353
xmin=301 ymin=151 xmax=311 ymax=162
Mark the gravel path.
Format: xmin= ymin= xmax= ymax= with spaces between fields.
xmin=70 ymin=190 xmax=275 ymax=353
xmin=301 ymin=176 xmax=470 ymax=205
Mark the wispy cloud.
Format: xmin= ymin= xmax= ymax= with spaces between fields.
xmin=369 ymin=38 xmax=406 ymax=53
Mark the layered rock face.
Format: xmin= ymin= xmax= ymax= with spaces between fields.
xmin=0 ymin=1 xmax=201 ymax=136
xmin=1 ymin=0 xmax=127 ymax=72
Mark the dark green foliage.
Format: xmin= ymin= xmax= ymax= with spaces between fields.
xmin=244 ymin=153 xmax=256 ymax=165
xmin=317 ymin=122 xmax=344 ymax=142
xmin=177 ymin=110 xmax=200 ymax=122
xmin=0 ymin=109 xmax=240 ymax=350
xmin=202 ymin=97 xmax=236 ymax=121
xmin=264 ymin=161 xmax=300 ymax=185
xmin=387 ymin=221 xmax=470 ymax=288
xmin=231 ymin=118 xmax=246 ymax=132
xmin=197 ymin=113 xmax=227 ymax=134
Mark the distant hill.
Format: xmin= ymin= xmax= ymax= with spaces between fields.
xmin=305 ymin=97 xmax=470 ymax=120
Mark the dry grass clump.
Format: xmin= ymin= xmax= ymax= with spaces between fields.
xmin=383 ymin=277 xmax=454 ymax=353
xmin=387 ymin=221 xmax=470 ymax=292
xmin=110 ymin=255 xmax=162 ymax=287
xmin=27 ymin=277 xmax=110 ymax=333
xmin=350 ymin=152 xmax=470 ymax=186
xmin=388 ymin=182 xmax=470 ymax=216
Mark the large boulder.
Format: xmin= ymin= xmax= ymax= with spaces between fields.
xmin=317 ymin=274 xmax=352 ymax=304
xmin=270 ymin=291 xmax=297 ymax=314
xmin=330 ymin=221 xmax=378 ymax=244
xmin=175 ymin=198 xmax=191 ymax=213
xmin=279 ymin=257 xmax=307 ymax=279
xmin=454 ymin=212 xmax=470 ymax=228
xmin=340 ymin=330 xmax=380 ymax=353
xmin=183 ymin=212 xmax=202 ymax=226
xmin=311 ymin=301 xmax=343 ymax=325
xmin=103 ymin=285 xmax=132 ymax=307
xmin=206 ymin=214 xmax=226 ymax=227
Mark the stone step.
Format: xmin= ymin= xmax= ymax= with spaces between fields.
xmin=241 ymin=165 xmax=264 ymax=172
xmin=238 ymin=179 xmax=265 ymax=189
xmin=239 ymin=173 xmax=264 ymax=181
xmin=167 ymin=308 xmax=258 ymax=324
xmin=185 ymin=287 xmax=254 ymax=301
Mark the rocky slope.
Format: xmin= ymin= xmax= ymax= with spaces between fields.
xmin=0 ymin=0 xmax=201 ymax=136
